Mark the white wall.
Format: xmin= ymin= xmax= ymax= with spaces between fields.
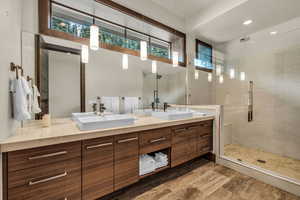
xmin=218 ymin=17 xmax=300 ymax=160
xmin=186 ymin=33 xmax=215 ymax=105
xmin=0 ymin=0 xmax=22 ymax=139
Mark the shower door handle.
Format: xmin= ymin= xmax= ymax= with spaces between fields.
xmin=248 ymin=81 xmax=253 ymax=122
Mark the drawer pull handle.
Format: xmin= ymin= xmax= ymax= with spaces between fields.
xmin=117 ymin=137 xmax=138 ymax=143
xmin=86 ymin=142 xmax=113 ymax=150
xmin=29 ymin=171 xmax=67 ymax=186
xmin=28 ymin=151 xmax=67 ymax=160
xmin=199 ymin=123 xmax=209 ymax=127
xmin=174 ymin=128 xmax=187 ymax=133
xmin=187 ymin=126 xmax=198 ymax=131
xmin=202 ymin=147 xmax=211 ymax=152
xmin=201 ymin=135 xmax=211 ymax=139
xmin=150 ymin=137 xmax=166 ymax=143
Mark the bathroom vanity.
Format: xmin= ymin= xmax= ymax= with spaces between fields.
xmin=1 ymin=115 xmax=214 ymax=200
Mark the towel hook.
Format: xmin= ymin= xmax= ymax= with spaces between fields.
xmin=10 ymin=62 xmax=20 ymax=79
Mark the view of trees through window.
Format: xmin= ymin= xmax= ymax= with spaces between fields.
xmin=51 ymin=15 xmax=170 ymax=59
xmin=195 ymin=39 xmax=213 ymax=71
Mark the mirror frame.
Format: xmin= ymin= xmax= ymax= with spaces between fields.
xmin=35 ymin=34 xmax=86 ymax=118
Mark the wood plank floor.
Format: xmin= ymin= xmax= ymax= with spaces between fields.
xmin=99 ymin=158 xmax=300 ymax=200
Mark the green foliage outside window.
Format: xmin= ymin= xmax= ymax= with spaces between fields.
xmin=51 ymin=16 xmax=169 ymax=59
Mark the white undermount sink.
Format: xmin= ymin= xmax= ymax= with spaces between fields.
xmin=73 ymin=113 xmax=135 ymax=131
xmin=151 ymin=110 xmax=193 ymax=120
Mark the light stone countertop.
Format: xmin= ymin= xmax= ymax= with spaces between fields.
xmin=0 ymin=115 xmax=215 ymax=153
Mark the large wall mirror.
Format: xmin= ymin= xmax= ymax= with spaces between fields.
xmin=22 ymin=33 xmax=187 ymax=118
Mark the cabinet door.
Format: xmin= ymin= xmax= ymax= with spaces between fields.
xmin=196 ymin=120 xmax=213 ymax=156
xmin=171 ymin=125 xmax=198 ymax=167
xmin=82 ymin=137 xmax=114 ymax=200
xmin=114 ymin=133 xmax=139 ymax=191
xmin=7 ymin=158 xmax=81 ymax=200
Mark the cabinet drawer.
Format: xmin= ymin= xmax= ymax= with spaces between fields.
xmin=172 ymin=124 xmax=199 ymax=143
xmin=7 ymin=158 xmax=81 ymax=200
xmin=198 ymin=120 xmax=213 ymax=136
xmin=114 ymin=133 xmax=139 ymax=191
xmin=198 ymin=135 xmax=213 ymax=154
xmin=8 ymin=142 xmax=81 ymax=172
xmin=82 ymin=137 xmax=114 ymax=200
xmin=140 ymin=128 xmax=171 ymax=154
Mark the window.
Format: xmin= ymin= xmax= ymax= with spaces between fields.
xmin=195 ymin=39 xmax=213 ymax=71
xmin=40 ymin=0 xmax=186 ymax=66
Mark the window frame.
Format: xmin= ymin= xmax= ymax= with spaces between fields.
xmin=195 ymin=39 xmax=213 ymax=72
xmin=38 ymin=0 xmax=186 ymax=67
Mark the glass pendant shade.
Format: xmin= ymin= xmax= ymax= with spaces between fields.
xmin=195 ymin=70 xmax=199 ymax=80
xmin=122 ymin=54 xmax=128 ymax=70
xmin=219 ymin=75 xmax=224 ymax=84
xmin=240 ymin=72 xmax=246 ymax=81
xmin=90 ymin=24 xmax=99 ymax=50
xmin=216 ymin=65 xmax=222 ymax=76
xmin=81 ymin=45 xmax=89 ymax=64
xmin=140 ymin=41 xmax=148 ymax=61
xmin=152 ymin=60 xmax=157 ymax=74
xmin=173 ymin=51 xmax=179 ymax=67
xmin=229 ymin=68 xmax=235 ymax=79
xmin=208 ymin=73 xmax=212 ymax=82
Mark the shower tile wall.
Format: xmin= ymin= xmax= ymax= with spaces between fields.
xmin=216 ymin=17 xmax=300 ymax=161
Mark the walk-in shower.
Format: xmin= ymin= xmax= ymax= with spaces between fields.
xmin=216 ymin=17 xmax=300 ymax=187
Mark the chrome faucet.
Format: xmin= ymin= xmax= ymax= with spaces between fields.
xmin=99 ymin=103 xmax=106 ymax=115
xmin=96 ymin=97 xmax=106 ymax=116
xmin=163 ymin=102 xmax=171 ymax=112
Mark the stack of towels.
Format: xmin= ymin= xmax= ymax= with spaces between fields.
xmin=154 ymin=152 xmax=168 ymax=169
xmin=139 ymin=152 xmax=168 ymax=176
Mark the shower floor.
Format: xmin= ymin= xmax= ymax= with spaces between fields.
xmin=224 ymin=144 xmax=300 ymax=181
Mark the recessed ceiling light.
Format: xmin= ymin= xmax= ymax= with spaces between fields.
xmin=243 ymin=20 xmax=253 ymax=25
xmin=270 ymin=31 xmax=277 ymax=35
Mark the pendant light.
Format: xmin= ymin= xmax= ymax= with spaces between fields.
xmin=122 ymin=54 xmax=128 ymax=70
xmin=140 ymin=41 xmax=148 ymax=61
xmin=152 ymin=60 xmax=157 ymax=74
xmin=208 ymin=73 xmax=212 ymax=82
xmin=216 ymin=65 xmax=222 ymax=76
xmin=240 ymin=72 xmax=246 ymax=81
xmin=229 ymin=68 xmax=235 ymax=79
xmin=195 ymin=70 xmax=199 ymax=80
xmin=90 ymin=3 xmax=99 ymax=51
xmin=173 ymin=51 xmax=179 ymax=67
xmin=219 ymin=75 xmax=224 ymax=84
xmin=90 ymin=22 xmax=99 ymax=51
xmin=81 ymin=45 xmax=89 ymax=64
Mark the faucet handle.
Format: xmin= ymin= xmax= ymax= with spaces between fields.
xmin=163 ymin=102 xmax=171 ymax=112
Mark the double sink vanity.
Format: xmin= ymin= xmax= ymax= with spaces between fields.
xmin=1 ymin=109 xmax=215 ymax=200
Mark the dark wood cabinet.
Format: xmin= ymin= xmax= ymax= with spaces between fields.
xmin=171 ymin=124 xmax=198 ymax=167
xmin=6 ymin=142 xmax=81 ymax=200
xmin=3 ymin=119 xmax=213 ymax=200
xmin=82 ymin=137 xmax=114 ymax=200
xmin=114 ymin=133 xmax=139 ymax=191
xmin=196 ymin=120 xmax=213 ymax=156
xmin=171 ymin=120 xmax=213 ymax=167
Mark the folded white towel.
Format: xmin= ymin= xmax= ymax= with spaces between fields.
xmin=101 ymin=97 xmax=120 ymax=114
xmin=139 ymin=154 xmax=156 ymax=176
xmin=124 ymin=97 xmax=139 ymax=114
xmin=154 ymin=152 xmax=168 ymax=169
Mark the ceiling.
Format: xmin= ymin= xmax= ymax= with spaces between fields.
xmin=150 ymin=0 xmax=219 ymax=18
xmin=150 ymin=0 xmax=300 ymax=44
